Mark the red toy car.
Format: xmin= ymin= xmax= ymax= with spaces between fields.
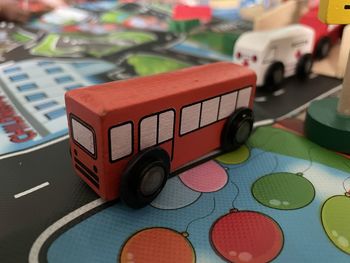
xmin=300 ymin=7 xmax=343 ymax=59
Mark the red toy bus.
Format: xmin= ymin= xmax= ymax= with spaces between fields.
xmin=65 ymin=62 xmax=256 ymax=208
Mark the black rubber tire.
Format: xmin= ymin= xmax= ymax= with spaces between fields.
xmin=315 ymin=37 xmax=331 ymax=59
xmin=264 ymin=62 xmax=285 ymax=91
xmin=120 ymin=147 xmax=170 ymax=209
xmin=221 ymin=107 xmax=254 ymax=152
xmin=296 ymin=54 xmax=313 ymax=79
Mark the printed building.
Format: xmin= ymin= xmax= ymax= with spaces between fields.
xmin=0 ymin=58 xmax=116 ymax=141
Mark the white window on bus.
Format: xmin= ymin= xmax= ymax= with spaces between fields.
xmin=218 ymin=91 xmax=237 ymax=120
xmin=158 ymin=110 xmax=175 ymax=143
xmin=140 ymin=115 xmax=158 ymax=150
xmin=180 ymin=103 xmax=201 ymax=135
xmin=109 ymin=122 xmax=133 ymax=162
xmin=140 ymin=110 xmax=175 ymax=151
xmin=200 ymin=97 xmax=220 ymax=127
xmin=71 ymin=117 xmax=96 ymax=157
xmin=236 ymin=87 xmax=252 ymax=109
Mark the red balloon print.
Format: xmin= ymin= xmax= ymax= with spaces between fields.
xmin=210 ymin=210 xmax=284 ymax=263
xmin=120 ymin=227 xmax=195 ymax=263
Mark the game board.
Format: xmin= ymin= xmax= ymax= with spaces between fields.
xmin=28 ymin=125 xmax=350 ymax=263
xmin=0 ymin=1 xmax=348 ymax=263
xmin=0 ymin=2 xmax=342 ymax=158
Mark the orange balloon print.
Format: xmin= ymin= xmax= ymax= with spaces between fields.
xmin=120 ymin=227 xmax=195 ymax=263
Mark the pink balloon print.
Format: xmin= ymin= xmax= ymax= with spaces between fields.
xmin=179 ymin=160 xmax=228 ymax=193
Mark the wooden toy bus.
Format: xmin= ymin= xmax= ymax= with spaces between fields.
xmin=233 ymin=24 xmax=315 ymax=90
xmin=65 ymin=62 xmax=256 ymax=208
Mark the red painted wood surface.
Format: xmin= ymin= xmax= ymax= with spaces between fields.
xmin=172 ymin=4 xmax=212 ymax=23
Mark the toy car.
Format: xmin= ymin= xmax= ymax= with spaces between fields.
xmin=233 ymin=24 xmax=315 ymax=90
xmin=300 ymin=6 xmax=343 ymax=59
xmin=65 ymin=62 xmax=256 ymax=208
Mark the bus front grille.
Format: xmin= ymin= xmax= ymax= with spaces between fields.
xmin=74 ymin=157 xmax=99 ymax=189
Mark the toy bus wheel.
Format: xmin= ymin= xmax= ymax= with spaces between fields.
xmin=221 ymin=107 xmax=254 ymax=152
xmin=264 ymin=62 xmax=284 ymax=91
xmin=296 ymin=54 xmax=313 ymax=79
xmin=120 ymin=147 xmax=170 ymax=209
xmin=315 ymin=37 xmax=331 ymax=59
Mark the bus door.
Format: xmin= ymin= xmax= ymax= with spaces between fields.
xmin=139 ymin=109 xmax=175 ymax=160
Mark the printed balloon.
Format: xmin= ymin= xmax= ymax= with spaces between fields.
xmin=120 ymin=227 xmax=195 ymax=263
xmin=210 ymin=210 xmax=284 ymax=263
xmin=151 ymin=176 xmax=201 ymax=210
xmin=252 ymin=172 xmax=315 ymax=210
xmin=216 ymin=145 xmax=250 ymax=165
xmin=321 ymin=195 xmax=350 ymax=254
xmin=179 ymin=160 xmax=228 ymax=193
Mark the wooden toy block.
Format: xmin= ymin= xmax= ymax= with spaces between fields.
xmin=337 ymin=25 xmax=350 ymax=78
xmin=65 ymin=62 xmax=256 ymax=208
xmin=252 ymin=0 xmax=307 ymax=31
xmin=168 ymin=19 xmax=200 ymax=34
xmin=172 ymin=4 xmax=212 ymax=23
xmin=233 ymin=24 xmax=314 ymax=90
xmin=319 ymin=0 xmax=350 ymax=24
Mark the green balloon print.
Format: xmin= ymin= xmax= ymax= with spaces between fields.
xmin=216 ymin=145 xmax=250 ymax=165
xmin=252 ymin=172 xmax=315 ymax=210
xmin=321 ymin=195 xmax=350 ymax=255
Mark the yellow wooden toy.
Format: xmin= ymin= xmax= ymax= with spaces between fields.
xmin=319 ymin=0 xmax=350 ymax=24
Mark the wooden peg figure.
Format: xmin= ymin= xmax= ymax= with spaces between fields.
xmin=304 ymin=0 xmax=350 ymax=153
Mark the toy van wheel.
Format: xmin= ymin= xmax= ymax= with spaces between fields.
xmin=120 ymin=147 xmax=170 ymax=209
xmin=296 ymin=54 xmax=313 ymax=79
xmin=221 ymin=107 xmax=254 ymax=152
xmin=315 ymin=37 xmax=331 ymax=59
xmin=264 ymin=62 xmax=284 ymax=91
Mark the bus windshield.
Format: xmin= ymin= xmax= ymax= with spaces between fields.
xmin=71 ymin=117 xmax=95 ymax=156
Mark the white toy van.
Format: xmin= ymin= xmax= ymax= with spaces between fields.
xmin=233 ymin=25 xmax=315 ymax=90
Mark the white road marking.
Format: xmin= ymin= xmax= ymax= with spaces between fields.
xmin=255 ymin=96 xmax=267 ymax=102
xmin=254 ymin=119 xmax=274 ymax=128
xmin=0 ymin=135 xmax=69 ymax=161
xmin=29 ymin=198 xmax=106 ymax=263
xmin=14 ymin=182 xmax=50 ymax=199
xmin=273 ymin=89 xmax=286 ymax=97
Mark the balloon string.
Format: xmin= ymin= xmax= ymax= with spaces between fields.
xmin=299 ymin=147 xmax=316 ymax=174
xmin=185 ymin=197 xmax=216 ymax=233
xmin=229 ymin=155 xmax=278 ymax=208
xmin=342 ymin=176 xmax=350 ymax=193
xmin=342 ymin=162 xmax=350 ymax=193
xmin=225 ymin=150 xmax=270 ymax=171
xmin=226 ymin=131 xmax=286 ymax=171
xmin=230 ymin=180 xmax=240 ymax=209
